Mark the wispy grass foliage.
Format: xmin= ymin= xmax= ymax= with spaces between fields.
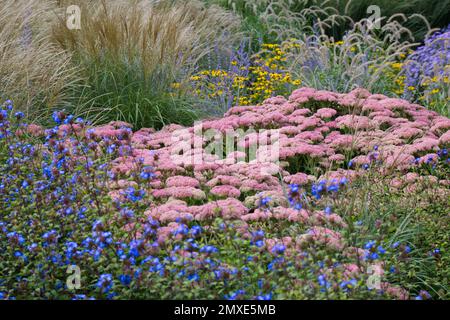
xmin=281 ymin=16 xmax=421 ymax=94
xmin=210 ymin=0 xmax=450 ymax=41
xmin=52 ymin=0 xmax=241 ymax=129
xmin=0 ymin=0 xmax=78 ymax=122
xmin=328 ymin=0 xmax=450 ymax=40
xmin=335 ymin=170 xmax=449 ymax=299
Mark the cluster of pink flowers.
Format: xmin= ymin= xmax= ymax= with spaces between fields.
xmin=18 ymin=86 xmax=448 ymax=299
xmin=25 ymin=88 xmax=449 ymax=225
xmin=82 ymin=87 xmax=449 ymax=222
xmin=30 ymin=87 xmax=446 ymax=274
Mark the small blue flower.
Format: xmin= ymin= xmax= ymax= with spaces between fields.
xmin=364 ymin=240 xmax=376 ymax=250
xmin=107 ymin=144 xmax=116 ymax=154
xmin=200 ymin=245 xmax=218 ymax=254
xmin=369 ymin=252 xmax=379 ymax=260
xmin=7 ymin=232 xmax=25 ymax=245
xmin=289 ymin=184 xmax=299 ymax=193
xmin=187 ymin=273 xmax=200 ymax=282
xmin=14 ymin=112 xmax=24 ymax=119
xmin=96 ymin=274 xmax=113 ymax=293
xmin=415 ymin=290 xmax=431 ymax=300
xmin=271 ymin=244 xmax=286 ymax=255
xmin=213 ymin=270 xmax=223 ymax=279
xmin=0 ymin=109 xmax=8 ymax=120
xmin=140 ymin=167 xmax=155 ymax=180
xmin=119 ymin=274 xmax=132 ymax=286
xmin=340 ymin=279 xmax=357 ymax=292
xmin=327 ymin=183 xmax=339 ymax=193
xmin=225 ymin=289 xmax=245 ymax=300
xmin=129 ymin=240 xmax=143 ymax=257
xmin=252 ymin=230 xmax=264 ymax=239
xmin=255 ymin=240 xmax=264 ymax=247
xmin=120 ymin=208 xmax=134 ymax=220
xmin=124 ymin=187 xmax=146 ymax=202
xmin=256 ymin=293 xmax=272 ymax=300
xmin=52 ymin=111 xmax=62 ymax=124
xmin=173 ymin=224 xmax=189 ymax=236
xmin=27 ymin=243 xmax=38 ymax=252
xmin=63 ymin=115 xmax=74 ymax=124
xmin=318 ymin=274 xmax=329 ymax=287
xmin=260 ymin=196 xmax=271 ymax=207
xmin=190 ymin=225 xmax=202 ymax=237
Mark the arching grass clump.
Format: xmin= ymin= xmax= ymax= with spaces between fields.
xmin=52 ymin=0 xmax=241 ymax=129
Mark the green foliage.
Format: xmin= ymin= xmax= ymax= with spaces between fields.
xmin=336 ymin=174 xmax=450 ymax=299
xmin=0 ymin=0 xmax=78 ymax=121
xmin=70 ymin=54 xmax=200 ymax=130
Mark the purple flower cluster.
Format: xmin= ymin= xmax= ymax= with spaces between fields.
xmin=402 ymin=25 xmax=450 ymax=99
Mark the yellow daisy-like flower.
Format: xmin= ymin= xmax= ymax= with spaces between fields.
xmin=391 ymin=63 xmax=403 ymax=70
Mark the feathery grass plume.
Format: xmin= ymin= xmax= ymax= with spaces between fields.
xmin=52 ymin=0 xmax=241 ymax=129
xmin=212 ymin=0 xmax=450 ymax=41
xmin=278 ymin=13 xmax=428 ymax=94
xmin=0 ymin=0 xmax=79 ymax=122
xmin=327 ymin=0 xmax=450 ymax=40
xmin=208 ymin=0 xmax=337 ymax=45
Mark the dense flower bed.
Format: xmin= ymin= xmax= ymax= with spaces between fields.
xmin=188 ymin=42 xmax=302 ymax=112
xmin=1 ymin=88 xmax=449 ymax=299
